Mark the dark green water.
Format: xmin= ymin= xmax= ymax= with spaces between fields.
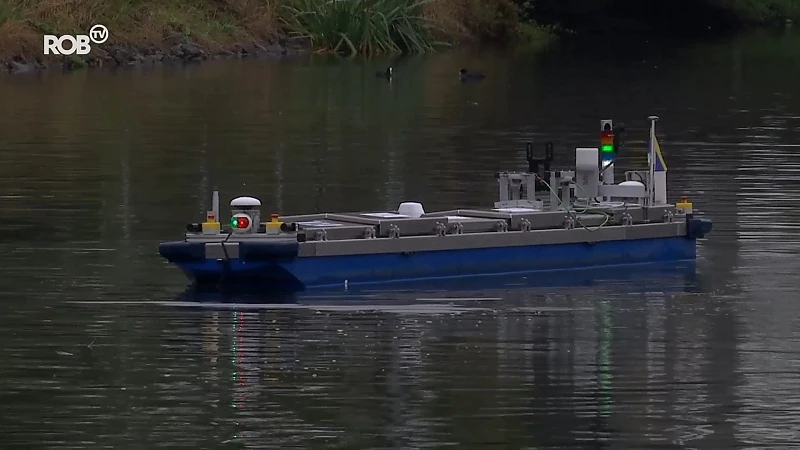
xmin=1 ymin=29 xmax=799 ymax=448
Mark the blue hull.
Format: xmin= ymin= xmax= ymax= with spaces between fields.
xmin=167 ymin=236 xmax=699 ymax=292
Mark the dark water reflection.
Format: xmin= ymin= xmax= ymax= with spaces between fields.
xmin=1 ymin=29 xmax=800 ymax=448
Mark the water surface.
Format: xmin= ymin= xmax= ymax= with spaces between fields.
xmin=1 ymin=29 xmax=799 ymax=449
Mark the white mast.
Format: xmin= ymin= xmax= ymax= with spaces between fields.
xmin=647 ymin=115 xmax=658 ymax=206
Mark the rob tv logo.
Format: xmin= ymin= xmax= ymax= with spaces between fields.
xmin=43 ymin=25 xmax=109 ymax=55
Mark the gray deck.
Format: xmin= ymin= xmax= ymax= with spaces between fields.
xmin=187 ymin=204 xmax=685 ymax=258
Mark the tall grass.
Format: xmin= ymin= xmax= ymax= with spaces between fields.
xmin=281 ymin=0 xmax=445 ymax=56
xmin=0 ymin=0 xmax=550 ymax=60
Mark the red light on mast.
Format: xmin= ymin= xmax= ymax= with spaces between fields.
xmin=601 ymin=130 xmax=614 ymax=153
xmin=600 ymin=120 xmax=615 ymax=157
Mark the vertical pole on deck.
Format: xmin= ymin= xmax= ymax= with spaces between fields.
xmin=212 ymin=190 xmax=220 ymax=222
xmin=647 ymin=115 xmax=659 ymax=207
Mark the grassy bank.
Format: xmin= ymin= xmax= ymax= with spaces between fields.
xmin=0 ymin=0 xmax=554 ymax=67
xmin=719 ymin=0 xmax=800 ymax=24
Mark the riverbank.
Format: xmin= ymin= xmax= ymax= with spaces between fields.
xmin=728 ymin=0 xmax=799 ymax=25
xmin=3 ymin=0 xmax=796 ymax=75
xmin=0 ymin=0 xmax=553 ymax=74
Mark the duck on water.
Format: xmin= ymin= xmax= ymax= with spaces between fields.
xmin=459 ymin=68 xmax=485 ymax=81
xmin=375 ymin=67 xmax=483 ymax=82
xmin=376 ymin=67 xmax=392 ymax=79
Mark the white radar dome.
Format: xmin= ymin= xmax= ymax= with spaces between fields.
xmin=398 ymin=202 xmax=425 ymax=218
xmin=230 ymin=196 xmax=261 ymax=207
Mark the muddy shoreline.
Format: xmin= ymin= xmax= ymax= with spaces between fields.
xmin=1 ymin=35 xmax=311 ymax=75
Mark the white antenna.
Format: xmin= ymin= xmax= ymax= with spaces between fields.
xmin=647 ymin=115 xmax=659 ymax=207
xmin=212 ymin=190 xmax=219 ymax=222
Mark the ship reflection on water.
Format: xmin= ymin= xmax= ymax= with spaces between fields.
xmin=173 ymin=260 xmax=702 ymax=306
xmin=162 ymin=261 xmax=729 ymax=447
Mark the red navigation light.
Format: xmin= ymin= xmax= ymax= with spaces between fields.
xmin=600 ymin=130 xmax=615 ymax=154
xmin=231 ymin=215 xmax=250 ymax=229
xmin=600 ymin=120 xmax=615 ymax=156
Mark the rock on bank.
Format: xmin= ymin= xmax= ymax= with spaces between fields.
xmin=1 ymin=35 xmax=310 ymax=75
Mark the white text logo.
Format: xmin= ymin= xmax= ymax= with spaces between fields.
xmin=43 ymin=25 xmax=109 ymax=55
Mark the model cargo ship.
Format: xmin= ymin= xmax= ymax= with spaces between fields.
xmin=159 ymin=116 xmax=712 ymax=292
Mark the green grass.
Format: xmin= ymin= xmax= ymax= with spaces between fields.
xmin=0 ymin=3 xmax=18 ymax=25
xmin=721 ymin=0 xmax=800 ymax=23
xmin=280 ymin=0 xmax=446 ymax=56
xmin=0 ymin=0 xmax=555 ymax=60
xmin=3 ymin=0 xmax=798 ymax=63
